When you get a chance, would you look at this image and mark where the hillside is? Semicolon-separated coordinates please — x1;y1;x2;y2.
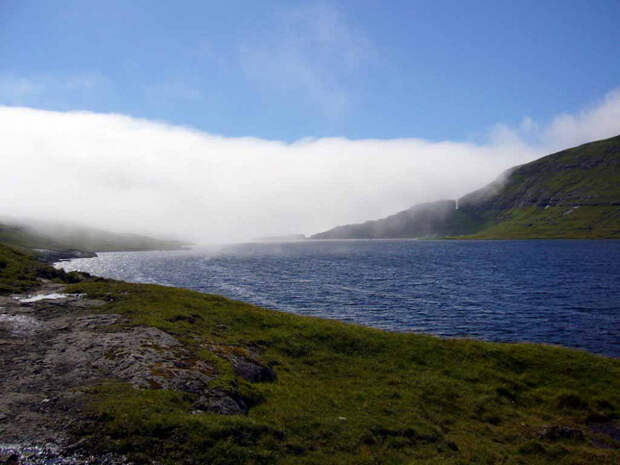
1;240;619;464
0;218;187;257
312;135;620;239
311;200;481;239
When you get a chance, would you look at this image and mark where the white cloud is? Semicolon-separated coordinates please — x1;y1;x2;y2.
543;89;620;150
489;88;620;153
0;73;107;105
0;76;43;103
0;88;619;243
239;4;373;119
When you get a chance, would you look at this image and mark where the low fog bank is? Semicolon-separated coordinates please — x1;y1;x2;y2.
1;89;619;243
0;214;187;251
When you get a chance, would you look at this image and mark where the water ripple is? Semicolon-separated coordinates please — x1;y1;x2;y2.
57;240;620;357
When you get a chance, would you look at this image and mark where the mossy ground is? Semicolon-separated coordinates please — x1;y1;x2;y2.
66;280;620;464
0;242;81;293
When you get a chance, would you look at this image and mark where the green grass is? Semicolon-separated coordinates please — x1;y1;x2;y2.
464;206;620;239
0;242;81;293
459;135;620;239
66;280;620;464
3;241;619;463
0;221;186;253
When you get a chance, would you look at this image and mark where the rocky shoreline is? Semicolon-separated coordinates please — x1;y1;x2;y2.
0;280;277;464
0;443;127;465
0;282;122;463
32;250;97;265
1;241;618;464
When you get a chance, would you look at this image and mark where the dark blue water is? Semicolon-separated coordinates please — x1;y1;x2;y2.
58;240;620;357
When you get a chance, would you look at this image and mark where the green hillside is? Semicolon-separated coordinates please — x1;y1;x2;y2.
312;135;620;239
0;219;187;254
311;200;482;239
0;242;82;293
461;135;620;238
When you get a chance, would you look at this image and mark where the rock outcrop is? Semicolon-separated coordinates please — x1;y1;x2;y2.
0;282;275;464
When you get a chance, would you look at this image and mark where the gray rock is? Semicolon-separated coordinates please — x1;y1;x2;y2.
1;281;275;461
193;390;248;415
538;425;585;441
232;357;277;383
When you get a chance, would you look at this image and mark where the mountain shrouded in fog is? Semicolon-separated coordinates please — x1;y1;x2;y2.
313;135;620;239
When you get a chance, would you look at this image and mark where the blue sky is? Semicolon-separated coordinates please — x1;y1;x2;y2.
2;1;620;240
1;0;619;142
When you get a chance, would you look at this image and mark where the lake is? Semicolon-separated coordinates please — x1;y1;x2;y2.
57;240;620;357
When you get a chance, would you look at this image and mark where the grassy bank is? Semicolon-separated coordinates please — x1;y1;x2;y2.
69;281;619;464
0;220;186;253
1;242;619;464
0;242;82;293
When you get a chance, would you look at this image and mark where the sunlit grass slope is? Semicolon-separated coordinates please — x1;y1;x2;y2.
461;135;620;239
464;205;620;239
68;280;620;465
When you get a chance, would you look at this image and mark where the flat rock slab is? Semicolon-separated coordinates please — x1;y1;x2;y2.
0;281;277;461
0;283;216;453
0;443;127;465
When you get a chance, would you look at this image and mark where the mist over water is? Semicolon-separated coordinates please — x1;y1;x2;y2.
59;240;620;357
2;88;620;243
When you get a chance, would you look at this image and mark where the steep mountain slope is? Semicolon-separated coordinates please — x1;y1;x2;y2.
312;200;482;239
312;135;620;239
460;134;620;238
